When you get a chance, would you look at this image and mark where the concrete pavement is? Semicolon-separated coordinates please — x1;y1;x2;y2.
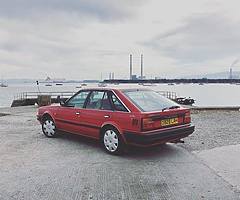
0;106;239;199
195;144;240;192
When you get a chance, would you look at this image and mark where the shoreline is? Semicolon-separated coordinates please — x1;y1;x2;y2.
190;106;240;111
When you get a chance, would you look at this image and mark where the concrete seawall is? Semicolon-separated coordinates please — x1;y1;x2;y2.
191;106;240;111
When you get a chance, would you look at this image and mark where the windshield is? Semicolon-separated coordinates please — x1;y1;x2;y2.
123;90;179;112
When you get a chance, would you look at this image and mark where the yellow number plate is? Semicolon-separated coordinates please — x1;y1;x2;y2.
161;118;178;127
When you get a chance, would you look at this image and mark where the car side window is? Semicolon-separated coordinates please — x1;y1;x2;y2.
101;92;113;111
109;92;128;112
86;91;105;109
66;91;90;108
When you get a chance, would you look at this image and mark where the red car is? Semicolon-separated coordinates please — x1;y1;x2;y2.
37;88;194;154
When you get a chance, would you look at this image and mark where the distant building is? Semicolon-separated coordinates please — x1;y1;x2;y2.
131;75;138;80
139;76;146;79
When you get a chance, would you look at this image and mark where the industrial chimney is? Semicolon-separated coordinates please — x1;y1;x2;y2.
140;54;143;79
130;54;133;80
229;68;233;79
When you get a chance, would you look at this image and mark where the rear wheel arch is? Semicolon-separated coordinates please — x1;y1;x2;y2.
100;124;126;141
100;124;123;137
100;124;119;136
100;124;126;154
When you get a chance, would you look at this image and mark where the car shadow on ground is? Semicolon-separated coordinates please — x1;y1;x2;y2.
124;145;181;159
56;131;100;147
51;131;182;160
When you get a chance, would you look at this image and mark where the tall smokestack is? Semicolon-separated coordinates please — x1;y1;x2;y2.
141;54;143;79
130;54;133;80
229;68;233;79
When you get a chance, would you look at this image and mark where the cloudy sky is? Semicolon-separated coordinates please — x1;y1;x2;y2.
1;0;240;80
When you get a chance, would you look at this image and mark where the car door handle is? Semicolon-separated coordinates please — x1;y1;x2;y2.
76;112;80;115
104;115;110;118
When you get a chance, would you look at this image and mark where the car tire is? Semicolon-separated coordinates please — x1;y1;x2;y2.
100;127;125;155
42;117;57;138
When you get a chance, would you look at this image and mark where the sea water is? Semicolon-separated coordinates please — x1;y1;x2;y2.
0;83;240;107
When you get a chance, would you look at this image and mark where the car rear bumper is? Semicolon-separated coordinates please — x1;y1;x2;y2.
123;125;195;146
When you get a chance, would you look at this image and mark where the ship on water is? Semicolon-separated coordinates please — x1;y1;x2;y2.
0;77;8;87
0;83;8;87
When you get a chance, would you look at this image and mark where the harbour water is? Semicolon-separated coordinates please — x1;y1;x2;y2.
0;83;240;108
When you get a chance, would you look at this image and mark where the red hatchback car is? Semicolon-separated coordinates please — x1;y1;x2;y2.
37;88;194;154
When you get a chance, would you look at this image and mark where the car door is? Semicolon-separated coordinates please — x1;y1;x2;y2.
78;90;114;138
108;91;133;132
55;90;90;134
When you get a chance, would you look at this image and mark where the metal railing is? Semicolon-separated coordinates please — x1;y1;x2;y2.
14;91;177;101
156;91;177;100
14;91;76;100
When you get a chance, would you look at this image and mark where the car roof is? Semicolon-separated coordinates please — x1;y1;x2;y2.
78;87;151;92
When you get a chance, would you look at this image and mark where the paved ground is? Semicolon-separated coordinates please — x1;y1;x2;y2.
196;144;240;192
178;110;240;151
0;106;240;200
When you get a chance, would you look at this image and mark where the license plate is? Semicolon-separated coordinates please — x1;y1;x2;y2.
161;118;178;127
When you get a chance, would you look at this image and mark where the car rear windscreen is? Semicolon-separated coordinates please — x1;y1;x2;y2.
123;90;179;112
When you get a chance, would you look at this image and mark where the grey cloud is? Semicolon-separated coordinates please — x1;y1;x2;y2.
0;19;129;79
0;0;142;21
143;13;240;64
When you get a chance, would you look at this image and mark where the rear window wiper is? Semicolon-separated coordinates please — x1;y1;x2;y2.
162;105;180;112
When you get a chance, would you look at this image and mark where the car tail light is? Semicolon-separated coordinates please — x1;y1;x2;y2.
184;111;191;124
142;118;161;131
142;118;154;131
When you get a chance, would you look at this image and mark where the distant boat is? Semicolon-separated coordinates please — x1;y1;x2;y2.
98;82;107;87
168;83;175;85
0;77;8;87
56;83;63;86
0;83;8;87
174;97;195;106
76;86;82;89
81;83;87;86
45;84;52;87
